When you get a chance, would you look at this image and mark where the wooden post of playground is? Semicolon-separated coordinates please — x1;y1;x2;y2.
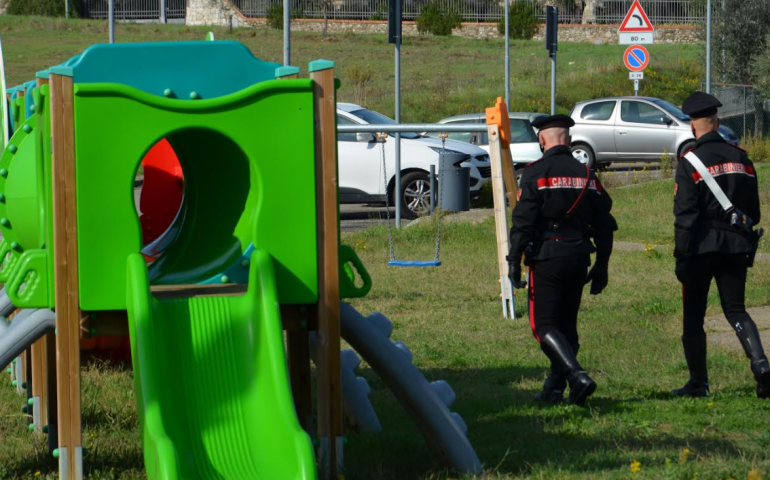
37;75;58;449
486;97;519;319
310;60;343;479
50;72;83;480
276;65;314;434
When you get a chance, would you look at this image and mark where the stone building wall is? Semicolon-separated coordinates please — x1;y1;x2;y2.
187;0;700;44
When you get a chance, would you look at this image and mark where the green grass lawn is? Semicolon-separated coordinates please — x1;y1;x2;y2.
0;15;703;122
3;165;770;479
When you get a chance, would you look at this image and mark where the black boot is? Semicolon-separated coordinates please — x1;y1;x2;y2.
534;368;567;404
534;344;578;404
734;321;770;399
540;332;595;405
672;334;709;398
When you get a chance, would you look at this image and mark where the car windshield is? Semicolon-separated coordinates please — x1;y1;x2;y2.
652;100;689;122
349;109;420;139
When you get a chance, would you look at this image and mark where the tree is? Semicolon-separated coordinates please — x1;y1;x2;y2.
752;36;770;96
708;0;770;135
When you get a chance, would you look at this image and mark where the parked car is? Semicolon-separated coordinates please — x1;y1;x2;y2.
428;112;547;166
569;96;740;169
337;103;491;219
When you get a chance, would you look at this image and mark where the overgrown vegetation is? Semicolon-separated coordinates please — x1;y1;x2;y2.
743;134;770;163
497;0;538;40
415;1;462;36
266;2;284;30
6;0;82;17
344;64;373;106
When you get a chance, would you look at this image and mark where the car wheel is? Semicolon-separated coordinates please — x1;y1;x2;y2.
570;144;596;170
399;171;432;220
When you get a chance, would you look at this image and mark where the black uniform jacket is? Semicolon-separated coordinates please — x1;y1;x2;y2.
674;131;761;256
510;145;617;265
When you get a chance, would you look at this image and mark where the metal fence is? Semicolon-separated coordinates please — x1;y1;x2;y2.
704;83;770;139
230;0;706;24
82;0;187;20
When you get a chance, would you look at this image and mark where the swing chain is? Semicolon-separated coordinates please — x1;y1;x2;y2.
378;133;396;262
434;133;448;262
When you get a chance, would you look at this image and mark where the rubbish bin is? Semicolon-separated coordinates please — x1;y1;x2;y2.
438;152;471;212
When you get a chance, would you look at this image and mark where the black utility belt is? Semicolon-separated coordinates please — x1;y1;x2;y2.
541;230;587;241
701;219;749;235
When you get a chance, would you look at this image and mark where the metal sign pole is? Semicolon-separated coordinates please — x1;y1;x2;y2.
504;0;510;107
551;53;556;114
160;0;166;23
634;79;639;96
283;0;291;66
395;32;402;229
705;0;711;93
108;0;115;43
65;0;69;18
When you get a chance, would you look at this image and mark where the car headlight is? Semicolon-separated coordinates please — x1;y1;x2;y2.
428;147;464;155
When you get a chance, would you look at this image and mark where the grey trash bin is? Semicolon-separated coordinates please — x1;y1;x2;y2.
438;152;471;212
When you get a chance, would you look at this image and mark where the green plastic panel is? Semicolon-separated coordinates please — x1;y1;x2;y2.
51;41;280;100
126;250;316;480
73;79;318;310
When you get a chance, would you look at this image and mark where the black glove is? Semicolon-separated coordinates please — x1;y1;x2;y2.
585;262;608;295
508;260;527;289
675;255;693;285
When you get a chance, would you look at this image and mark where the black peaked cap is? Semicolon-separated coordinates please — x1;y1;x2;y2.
531;114;575;131
682;91;722;119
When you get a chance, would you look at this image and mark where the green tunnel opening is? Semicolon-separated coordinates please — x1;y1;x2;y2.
140;128;252;286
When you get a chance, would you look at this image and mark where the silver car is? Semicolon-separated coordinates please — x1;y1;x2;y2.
569;96;739;169
429;112;547;166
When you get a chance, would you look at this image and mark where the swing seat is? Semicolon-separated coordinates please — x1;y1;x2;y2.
388;260;442;268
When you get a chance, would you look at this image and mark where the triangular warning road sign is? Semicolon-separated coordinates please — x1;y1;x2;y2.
618;0;654;33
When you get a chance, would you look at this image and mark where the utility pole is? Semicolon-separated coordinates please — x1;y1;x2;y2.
109;0;115;43
283;0;291;65
504;0;510;107
706;0;711;93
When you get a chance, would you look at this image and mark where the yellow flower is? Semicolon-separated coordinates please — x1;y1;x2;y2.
630;460;642;473
748;469;763;480
680;447;691;465
707;401;714;408
34;472;41;477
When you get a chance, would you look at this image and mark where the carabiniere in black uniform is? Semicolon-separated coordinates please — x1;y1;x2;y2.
508;114;617;405
673;91;769;398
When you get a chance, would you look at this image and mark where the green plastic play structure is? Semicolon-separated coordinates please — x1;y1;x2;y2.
0;40;362;479
0;36;489;479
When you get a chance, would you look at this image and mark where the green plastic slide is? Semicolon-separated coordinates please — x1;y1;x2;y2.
126;250;316;480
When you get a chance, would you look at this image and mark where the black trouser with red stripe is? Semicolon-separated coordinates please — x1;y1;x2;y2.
677;253;753;338
528;255;590;346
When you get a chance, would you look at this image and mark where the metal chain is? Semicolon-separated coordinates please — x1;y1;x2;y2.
434;134;446;262
379;133;396;262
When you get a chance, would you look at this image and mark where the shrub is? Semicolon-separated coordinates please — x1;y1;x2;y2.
416;1;462;36
742;134;770;163
266;2;283;30
497;0;538;40
7;0;82;17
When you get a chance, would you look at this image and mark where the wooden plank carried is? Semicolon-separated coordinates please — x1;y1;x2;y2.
50;72;82;479
310;61;342;479
486;98;518;319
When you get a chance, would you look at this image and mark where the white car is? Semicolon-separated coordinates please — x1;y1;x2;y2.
431;112;547;166
337;103;491;219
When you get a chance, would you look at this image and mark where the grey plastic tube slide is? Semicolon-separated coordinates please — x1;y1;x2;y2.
0;287;17;318
0;309;56;370
339;302;482;475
